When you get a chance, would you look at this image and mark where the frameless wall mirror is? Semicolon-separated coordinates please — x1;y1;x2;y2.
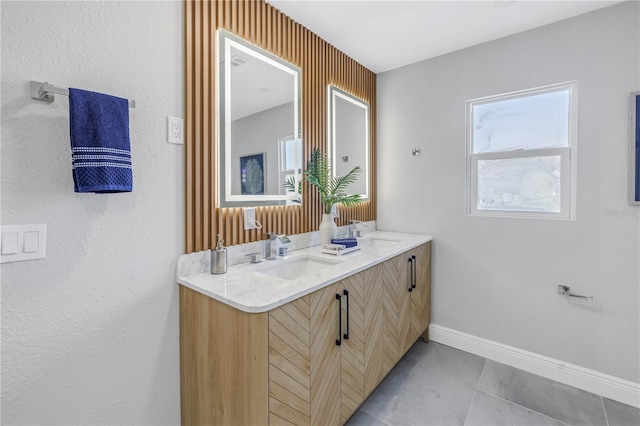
218;29;302;207
328;85;370;200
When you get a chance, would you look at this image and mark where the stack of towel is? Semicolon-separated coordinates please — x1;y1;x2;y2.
69;88;132;193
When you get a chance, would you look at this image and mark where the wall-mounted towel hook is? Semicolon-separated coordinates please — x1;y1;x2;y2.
557;285;593;301
30;81;136;108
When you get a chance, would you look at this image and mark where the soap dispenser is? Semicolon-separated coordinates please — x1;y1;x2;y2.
211;234;227;275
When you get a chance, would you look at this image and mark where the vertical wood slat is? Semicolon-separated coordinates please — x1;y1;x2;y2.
186;0;377;253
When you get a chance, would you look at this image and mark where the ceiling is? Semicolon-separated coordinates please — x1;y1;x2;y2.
266;0;622;74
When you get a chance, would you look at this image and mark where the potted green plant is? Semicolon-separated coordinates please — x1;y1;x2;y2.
286;148;362;244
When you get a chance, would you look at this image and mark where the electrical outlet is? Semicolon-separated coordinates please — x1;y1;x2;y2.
167;116;183;145
244;208;256;230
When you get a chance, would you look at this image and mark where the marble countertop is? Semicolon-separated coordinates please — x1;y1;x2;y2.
177;231;432;313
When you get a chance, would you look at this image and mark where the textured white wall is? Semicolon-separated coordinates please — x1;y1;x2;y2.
1;1;183;424
378;2;640;382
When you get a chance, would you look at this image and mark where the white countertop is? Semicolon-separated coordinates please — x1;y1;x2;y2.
177;231;432;313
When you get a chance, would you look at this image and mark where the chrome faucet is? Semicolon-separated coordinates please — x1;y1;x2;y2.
265;232;290;259
348;220;367;238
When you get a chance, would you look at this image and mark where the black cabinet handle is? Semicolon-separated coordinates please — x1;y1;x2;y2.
336;293;342;346
411;255;417;289
343;289;350;340
408;257;414;292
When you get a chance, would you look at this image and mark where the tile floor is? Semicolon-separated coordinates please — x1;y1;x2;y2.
346;341;640;426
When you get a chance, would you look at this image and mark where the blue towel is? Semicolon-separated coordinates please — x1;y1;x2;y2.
331;238;358;248
69;88;132;193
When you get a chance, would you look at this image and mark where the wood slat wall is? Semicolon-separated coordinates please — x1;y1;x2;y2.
185;0;377;252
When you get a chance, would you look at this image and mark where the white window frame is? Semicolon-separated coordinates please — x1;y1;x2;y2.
466;82;578;220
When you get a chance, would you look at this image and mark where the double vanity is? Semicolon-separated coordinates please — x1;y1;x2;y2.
178;230;432;425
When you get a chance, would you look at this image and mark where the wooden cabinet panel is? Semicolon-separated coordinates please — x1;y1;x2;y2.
382;243;432;368
399;251;414;356
269;296;312;425
309;282;343;426
412;242;431;340
339;263;385;422
363;263;385;397
382;254;402;376
340;273;365;423
268;282;344;426
180;286;269;426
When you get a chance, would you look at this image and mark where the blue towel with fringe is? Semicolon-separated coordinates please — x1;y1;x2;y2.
69;88;132;193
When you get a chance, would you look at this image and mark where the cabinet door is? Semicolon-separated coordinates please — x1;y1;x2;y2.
340;272;365;423
411;242;431;341
268;295;312;426
382;253;412;374
363;263;385;396
339;264;385;423
400;251;415;356
309;281;343;426
268;281;343;426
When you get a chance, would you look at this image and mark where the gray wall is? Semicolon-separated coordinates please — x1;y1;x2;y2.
1;2;183;423
377;2;639;382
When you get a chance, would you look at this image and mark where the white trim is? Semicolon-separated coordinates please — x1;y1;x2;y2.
429;324;640;408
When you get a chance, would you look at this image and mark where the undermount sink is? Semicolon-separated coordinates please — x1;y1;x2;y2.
358;237;401;248
257;255;342;281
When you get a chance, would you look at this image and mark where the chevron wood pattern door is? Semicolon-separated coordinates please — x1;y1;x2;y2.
381;253;406;375
268;296;312;425
268;282;343;426
381;256;397;377
400;252;415;356
338;264;385;424
310;282;343;426
411;242;432;341
339;273;365;423
363;263;385;397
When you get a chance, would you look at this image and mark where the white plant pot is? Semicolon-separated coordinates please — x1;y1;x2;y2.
319;213;337;246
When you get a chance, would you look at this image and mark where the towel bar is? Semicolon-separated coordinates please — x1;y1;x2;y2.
30;81;136;108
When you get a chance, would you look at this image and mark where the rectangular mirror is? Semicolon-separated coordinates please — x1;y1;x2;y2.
218;29;302;207
328;85;370;200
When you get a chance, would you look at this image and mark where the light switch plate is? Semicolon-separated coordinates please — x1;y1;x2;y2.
23;231;39;253
1;232;19;255
1;224;46;263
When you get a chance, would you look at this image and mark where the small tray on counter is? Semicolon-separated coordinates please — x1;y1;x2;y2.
320;243;361;256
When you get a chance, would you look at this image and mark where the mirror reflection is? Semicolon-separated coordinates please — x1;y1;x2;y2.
328;85;370;200
218;29;302;207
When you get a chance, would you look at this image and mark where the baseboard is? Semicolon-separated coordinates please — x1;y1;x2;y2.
429;324;640;408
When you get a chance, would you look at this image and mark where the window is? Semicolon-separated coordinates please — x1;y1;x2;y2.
466;82;577;219
278;135;302;204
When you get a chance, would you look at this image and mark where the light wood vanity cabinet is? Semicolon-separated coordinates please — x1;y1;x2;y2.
180;241;431;426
